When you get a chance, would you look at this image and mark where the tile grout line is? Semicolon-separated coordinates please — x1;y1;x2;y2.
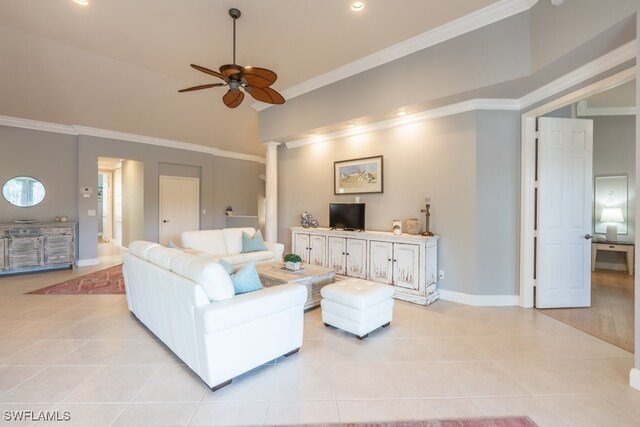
108;364;164;427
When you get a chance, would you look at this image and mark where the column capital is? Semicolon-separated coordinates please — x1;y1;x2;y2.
262;141;281;148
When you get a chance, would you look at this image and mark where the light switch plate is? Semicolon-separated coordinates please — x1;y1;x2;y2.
88;210;96;216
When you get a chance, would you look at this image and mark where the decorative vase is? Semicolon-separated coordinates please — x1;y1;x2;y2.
406;218;420;235
286;261;301;271
392;220;402;235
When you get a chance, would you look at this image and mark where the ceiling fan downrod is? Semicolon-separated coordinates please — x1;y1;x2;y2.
229;8;241;66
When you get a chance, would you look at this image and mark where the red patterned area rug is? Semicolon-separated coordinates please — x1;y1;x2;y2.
276;418;538;427
28;264;125;295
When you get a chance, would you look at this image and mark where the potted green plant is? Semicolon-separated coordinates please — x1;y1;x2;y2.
284;253;302;271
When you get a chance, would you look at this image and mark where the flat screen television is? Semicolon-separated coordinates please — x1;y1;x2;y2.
329;203;365;231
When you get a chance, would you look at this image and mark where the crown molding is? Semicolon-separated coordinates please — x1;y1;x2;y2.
0;115;77;135
285;99;521;149
576;100;636;117
519;40;636;109
253;0;539;111
0;116;265;163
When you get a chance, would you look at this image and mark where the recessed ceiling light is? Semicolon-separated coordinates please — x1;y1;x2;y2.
351;2;365;12
72;0;89;5
396;111;407;117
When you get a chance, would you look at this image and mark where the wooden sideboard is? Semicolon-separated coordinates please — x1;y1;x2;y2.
0;222;77;275
291;227;439;305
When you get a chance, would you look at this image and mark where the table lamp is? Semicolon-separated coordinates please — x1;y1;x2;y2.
600;207;623;241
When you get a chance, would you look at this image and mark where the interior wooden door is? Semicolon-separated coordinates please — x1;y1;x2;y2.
159;176;200;246
537;117;593;308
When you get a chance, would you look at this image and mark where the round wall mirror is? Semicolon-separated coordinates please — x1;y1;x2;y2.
2;176;46;208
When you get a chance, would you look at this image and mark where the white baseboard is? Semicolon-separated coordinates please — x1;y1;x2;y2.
77;258;99;267
631;368;640;391
438;289;519;306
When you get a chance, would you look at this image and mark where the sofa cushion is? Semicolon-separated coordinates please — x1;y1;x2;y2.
181;230;228;256
221;251;275;266
170;254;235;301
241;230;268;253
147;246;184;270
128;241;162;260
229;259;263;294
223;228;256;255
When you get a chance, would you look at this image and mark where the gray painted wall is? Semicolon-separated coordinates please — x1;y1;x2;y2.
212;157;261;229
0;126;262;263
475;111;521;296
592;115;636;270
0;127;78;223
278;111;520;297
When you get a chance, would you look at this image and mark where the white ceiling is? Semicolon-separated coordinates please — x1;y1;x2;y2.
0;0;506;155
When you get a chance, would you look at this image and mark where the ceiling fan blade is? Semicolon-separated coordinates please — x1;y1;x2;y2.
242;67;277;88
178;83;225;93
247;86;285;104
190;64;228;81
223;89;245;108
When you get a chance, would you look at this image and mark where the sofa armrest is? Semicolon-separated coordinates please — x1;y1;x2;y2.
265;241;284;261
196;284;307;334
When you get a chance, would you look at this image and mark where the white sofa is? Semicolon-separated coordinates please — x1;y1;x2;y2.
181;227;284;266
122;240;307;391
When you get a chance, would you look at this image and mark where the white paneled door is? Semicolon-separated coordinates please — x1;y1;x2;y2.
537;117;593;308
159;176;200;246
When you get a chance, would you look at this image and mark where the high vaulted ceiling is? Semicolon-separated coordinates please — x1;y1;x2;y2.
0;0;505;156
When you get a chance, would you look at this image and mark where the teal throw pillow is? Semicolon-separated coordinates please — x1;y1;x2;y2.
230;259;263;294
241;230;268;253
218;259;235;275
167;240;179;248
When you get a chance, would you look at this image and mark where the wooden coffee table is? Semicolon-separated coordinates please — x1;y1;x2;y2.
256;262;336;309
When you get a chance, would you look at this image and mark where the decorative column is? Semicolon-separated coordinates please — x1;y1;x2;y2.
264;141;280;243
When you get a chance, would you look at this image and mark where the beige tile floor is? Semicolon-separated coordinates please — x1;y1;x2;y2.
0;246;638;426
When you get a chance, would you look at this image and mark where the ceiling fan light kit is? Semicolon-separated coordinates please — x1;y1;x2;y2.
179;8;285;109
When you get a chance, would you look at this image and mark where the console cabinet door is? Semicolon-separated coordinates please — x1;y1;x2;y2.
327;237;346;274
346;238;367;278
308;235;326;266
9;236;44;269
0;238;5;270
369;240;393;284
393;243;420;290
45;227;74;265
294;233;310;263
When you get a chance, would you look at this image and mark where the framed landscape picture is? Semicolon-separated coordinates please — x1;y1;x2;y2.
334;155;383;195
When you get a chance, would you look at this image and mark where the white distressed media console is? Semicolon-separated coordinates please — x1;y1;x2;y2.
291;227;439;305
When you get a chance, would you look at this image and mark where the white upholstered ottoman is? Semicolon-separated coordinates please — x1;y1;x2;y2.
320;278;394;339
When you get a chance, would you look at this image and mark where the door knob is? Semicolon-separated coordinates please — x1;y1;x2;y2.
584;234;592;240
162;220;170;223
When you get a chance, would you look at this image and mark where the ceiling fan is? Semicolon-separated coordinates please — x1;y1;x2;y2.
179;8;285;109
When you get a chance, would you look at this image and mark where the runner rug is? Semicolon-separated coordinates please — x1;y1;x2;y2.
277;417;538;427
28;264;125;295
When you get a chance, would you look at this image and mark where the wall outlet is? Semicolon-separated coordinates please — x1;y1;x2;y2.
88;210;96;217
438;270;445;279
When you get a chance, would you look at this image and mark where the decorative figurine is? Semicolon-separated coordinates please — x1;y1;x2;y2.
421;196;434;236
301;211;312;228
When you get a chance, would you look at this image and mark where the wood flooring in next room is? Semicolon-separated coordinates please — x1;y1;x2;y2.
538;270;635;353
